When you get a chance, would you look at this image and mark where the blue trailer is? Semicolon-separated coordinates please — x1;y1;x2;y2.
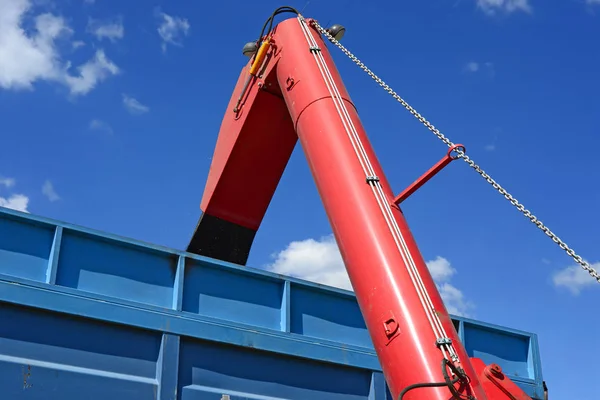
0;207;545;399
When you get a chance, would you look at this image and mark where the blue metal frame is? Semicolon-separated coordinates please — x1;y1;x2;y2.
0;207;545;399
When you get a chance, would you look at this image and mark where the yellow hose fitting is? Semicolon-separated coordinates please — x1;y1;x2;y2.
250;38;270;76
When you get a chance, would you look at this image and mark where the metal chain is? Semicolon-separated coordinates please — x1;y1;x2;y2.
311;20;600;284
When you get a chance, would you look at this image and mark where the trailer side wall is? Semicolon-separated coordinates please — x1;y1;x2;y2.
0;208;545;399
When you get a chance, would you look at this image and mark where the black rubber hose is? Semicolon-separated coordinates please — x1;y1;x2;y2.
256;6;300;47
398;359;467;400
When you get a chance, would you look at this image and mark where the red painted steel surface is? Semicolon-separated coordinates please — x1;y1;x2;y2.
200;59;297;230
199;13;532;400
393;144;466;205
471;358;534;400
272;18;485;400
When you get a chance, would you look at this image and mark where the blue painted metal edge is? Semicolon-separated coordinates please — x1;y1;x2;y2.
460;315;538;338
46;226;62;285
0;271;377;355
0;207;357;299
156;333;180;400
281;280;291;333
0;278;381;372
0;209;546;336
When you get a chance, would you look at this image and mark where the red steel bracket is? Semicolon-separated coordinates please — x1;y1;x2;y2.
393;144;466;206
470;358;533;400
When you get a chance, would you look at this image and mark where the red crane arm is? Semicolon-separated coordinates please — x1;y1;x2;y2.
186;49;297;265
188;11;532;400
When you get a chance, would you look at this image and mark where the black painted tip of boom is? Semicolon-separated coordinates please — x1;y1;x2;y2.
186;213;256;266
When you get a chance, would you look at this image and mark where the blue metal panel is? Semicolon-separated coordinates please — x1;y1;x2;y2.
56;229;178;308
461;318;545;398
464;321;533;379
0;214;54;282
0;207;545;399
290;283;371;349
0;278;382;372
0;302;159;399
179;338;374;399
183;259;284;331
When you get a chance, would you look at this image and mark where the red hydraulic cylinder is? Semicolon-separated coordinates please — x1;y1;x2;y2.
272;18;487;400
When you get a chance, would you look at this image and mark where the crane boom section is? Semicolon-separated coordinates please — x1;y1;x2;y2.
190;14;533;400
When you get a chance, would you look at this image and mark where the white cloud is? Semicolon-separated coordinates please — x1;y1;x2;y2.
465;62;479;72
438;283;472;316
265;236;474;316
266;235;352;290
586;0;600;4
424;256;474;316
427;255;457;282
476;0;532;15
87;17;124;42
0;194;29;212
0;2;71;90
553;263;600;295
122;94;149;114
0;174;29;212
157;11;190;53
63;49;119;95
89;118;113;134
464;61;495;76
42;180;60;202
484;144;496;151
0;177;15;188
0;0;119;95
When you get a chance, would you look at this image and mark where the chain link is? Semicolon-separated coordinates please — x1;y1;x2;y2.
311;20;600;284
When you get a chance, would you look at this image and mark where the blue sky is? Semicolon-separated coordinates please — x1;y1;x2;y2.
1;0;599;398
